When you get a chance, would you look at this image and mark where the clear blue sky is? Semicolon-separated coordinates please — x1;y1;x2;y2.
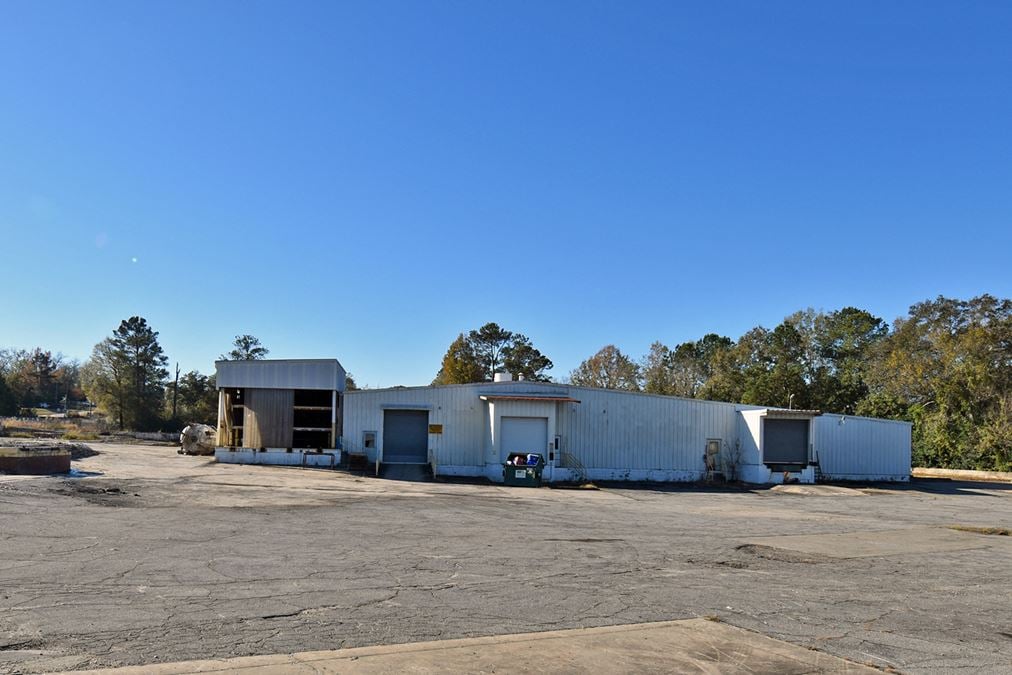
2;1;1010;387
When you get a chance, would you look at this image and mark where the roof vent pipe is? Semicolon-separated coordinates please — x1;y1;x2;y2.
516;373;525;381
493;372;512;382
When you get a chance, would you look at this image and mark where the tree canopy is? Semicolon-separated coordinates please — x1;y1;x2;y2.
5;295;1009;471
82;316;169;430
569;296;1012;471
644;334;733;398
220;335;269;361
570;345;640;391
173;370;218;425
0;347;81;411
433;323;553;384
0;374;16;416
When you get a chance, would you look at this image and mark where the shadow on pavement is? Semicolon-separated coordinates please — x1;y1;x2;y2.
378;464;433;482
888;477;1012;496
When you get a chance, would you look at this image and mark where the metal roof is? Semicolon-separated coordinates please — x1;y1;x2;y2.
758;408;823;418
215;359;346;391
478;394;581;403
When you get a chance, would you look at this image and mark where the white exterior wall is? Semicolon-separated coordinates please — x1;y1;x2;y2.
342;382;911;484
215;448;340;468
737;410;767;484
488;398;558;463
736;410;819;484
341;384;492;471
814;414;912;481
345;383;762;483
555;389;744;482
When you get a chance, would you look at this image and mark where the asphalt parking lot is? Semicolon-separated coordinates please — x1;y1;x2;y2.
1;442;1011;673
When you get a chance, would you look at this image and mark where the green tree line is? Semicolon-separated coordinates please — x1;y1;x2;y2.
1;323;273;431
568;295;1012;472
6;297;1010;470
0;347;82;417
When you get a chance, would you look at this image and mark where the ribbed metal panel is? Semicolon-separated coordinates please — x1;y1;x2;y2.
215;359;346;391
343;384;489;464
557;389;741;472
814;414;911;479
345;383;745;473
343;382;911;481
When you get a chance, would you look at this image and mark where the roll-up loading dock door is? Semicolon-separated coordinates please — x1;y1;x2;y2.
763;418;809;468
383;409;429;464
500;416;548;462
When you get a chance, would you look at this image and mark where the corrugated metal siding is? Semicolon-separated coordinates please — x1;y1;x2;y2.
489;399;558;463
345;382;749;474
814;415;911;478
343;385;489;465
216;359;346;391
557;389;741;472
344;382;910;481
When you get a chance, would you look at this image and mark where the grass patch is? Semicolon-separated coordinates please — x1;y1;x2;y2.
62;431;100;441
948;525;1011;536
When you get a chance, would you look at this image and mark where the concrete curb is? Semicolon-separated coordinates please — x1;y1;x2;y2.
68;619;879;674
913;467;1012;483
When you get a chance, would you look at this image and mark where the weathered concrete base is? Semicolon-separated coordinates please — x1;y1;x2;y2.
0;446;71;475
214;447;340;468
70;619;878;674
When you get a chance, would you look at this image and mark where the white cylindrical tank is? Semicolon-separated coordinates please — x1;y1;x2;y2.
493;372;513;382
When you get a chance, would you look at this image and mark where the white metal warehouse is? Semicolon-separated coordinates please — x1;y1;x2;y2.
341;376;911;485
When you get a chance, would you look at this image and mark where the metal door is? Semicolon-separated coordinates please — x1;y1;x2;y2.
763;418;809;465
383;409;429;464
500;417;548;461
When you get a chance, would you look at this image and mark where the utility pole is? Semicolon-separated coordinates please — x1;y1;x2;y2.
172;362;180;419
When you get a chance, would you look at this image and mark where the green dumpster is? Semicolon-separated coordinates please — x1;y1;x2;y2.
503;453;545;487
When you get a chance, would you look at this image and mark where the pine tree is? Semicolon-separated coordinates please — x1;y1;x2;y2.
82;317;169;430
221;335;269;360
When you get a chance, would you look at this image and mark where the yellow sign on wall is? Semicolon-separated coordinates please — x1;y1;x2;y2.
428;424;443;434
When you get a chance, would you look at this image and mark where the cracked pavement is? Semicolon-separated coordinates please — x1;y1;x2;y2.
1;442;1011;673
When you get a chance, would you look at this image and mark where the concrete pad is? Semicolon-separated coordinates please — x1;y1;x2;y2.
913;467;1012;483
70;619;877;674
379;463;432;482
745;526;1011;559
770;484;867;496
5;441;1012;672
